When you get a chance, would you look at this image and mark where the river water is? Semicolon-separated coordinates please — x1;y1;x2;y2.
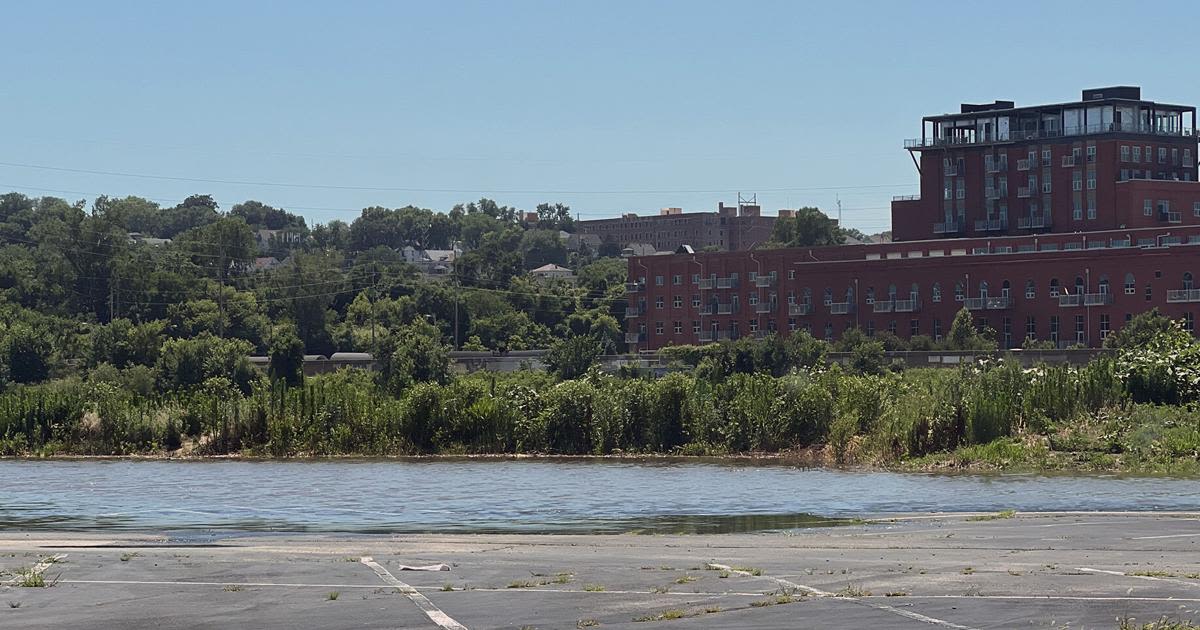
2;459;1197;534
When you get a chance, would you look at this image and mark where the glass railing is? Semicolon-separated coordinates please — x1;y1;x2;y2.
1167;288;1200;303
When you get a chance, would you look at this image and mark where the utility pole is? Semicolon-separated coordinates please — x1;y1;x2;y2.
370;271;377;348
454;273;461;349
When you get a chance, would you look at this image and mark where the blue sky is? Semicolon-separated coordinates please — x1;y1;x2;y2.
2;0;1197;234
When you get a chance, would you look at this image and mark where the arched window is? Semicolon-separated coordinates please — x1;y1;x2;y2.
802;287;812;303
1050;278;1061;297
1001;280;1011;298
845;285;855;301
1124;273;1135;295
1185;272;1195;290
1098;274;1110;294
1025;279;1036;299
887;283;897;299
932;282;942;303
979;280;990;298
865;286;876;304
910;283;919;299
954;281;964;301
1075;276;1085;294
823;287;833;306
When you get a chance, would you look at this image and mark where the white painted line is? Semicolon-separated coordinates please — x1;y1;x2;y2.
1078;567;1200;589
1;553;66;586
707;562;974;629
360;556;468;630
1130;533;1200;540
60;579;386;589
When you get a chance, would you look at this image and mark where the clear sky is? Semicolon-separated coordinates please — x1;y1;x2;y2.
2;0;1197;234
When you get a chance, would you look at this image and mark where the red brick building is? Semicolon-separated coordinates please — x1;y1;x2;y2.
625;87;1200;350
577;201;776;253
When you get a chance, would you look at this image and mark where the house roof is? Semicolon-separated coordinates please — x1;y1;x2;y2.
531;263;573;273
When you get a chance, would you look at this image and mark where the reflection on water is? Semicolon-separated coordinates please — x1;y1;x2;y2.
1;459;1197;534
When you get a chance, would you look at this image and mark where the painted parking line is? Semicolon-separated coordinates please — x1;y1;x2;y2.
360;557;468;630
1078;567;1200;590
707;562;975;630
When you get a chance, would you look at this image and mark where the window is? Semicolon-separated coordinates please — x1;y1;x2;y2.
748;293;758;306
932;283;942;303
673;321;682;335
1099;314;1110;340
655;297;664;309
1086;145;1097;163
1049;278;1060;297
910;319;920;336
672;274;681;285
1173;148;1180;166
1159;147;1168;163
823;287;833;306
1073;200;1083;221
933;318;942;341
1185;272;1194;290
954;281;964;302
1120;169;1128;181
999;176;1008;196
787;318;796;331
866;320;875;337
693;320;700;334
1145;146;1152;163
865;286;875;305
888;320;897;335
1087;197;1096;220
1072;170;1082;191
655;322;664;335
749;319;758;333
691;273;700;284
1075;315;1086;343
655;275;664;286
823;323;833;341
1144;199;1153;216
1120;145;1130;162
1194;201;1200;218
748;271;757;282
673;295;682;308
1026;316;1036;340
1042;149;1051;166
956;180;966;200
1146;284;1153;302
1025;279;1035;299
1086;172;1097;190
1125;273;1135;295
1050;315;1060;343
1043;180;1052;194
787;291;795;305
788;270;795;280
1187;313;1196;332
1133;146;1142;162
692;294;700;308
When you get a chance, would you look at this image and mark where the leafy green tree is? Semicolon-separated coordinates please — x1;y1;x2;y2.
545;334;604;380
267;323;305;386
520;229;568;270
850;340;887;375
155;334;257;393
765;207;845;248
88;319;164;368
945;307;995;351
378;321;450;393
2;323;51;383
1104;308;1174;349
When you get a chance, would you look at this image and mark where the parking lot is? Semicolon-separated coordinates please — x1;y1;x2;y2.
2;512;1199;629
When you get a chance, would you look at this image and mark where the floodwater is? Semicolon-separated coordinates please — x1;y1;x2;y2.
2;459;1197;534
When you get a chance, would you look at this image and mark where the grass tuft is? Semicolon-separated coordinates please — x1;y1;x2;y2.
327;591;339;601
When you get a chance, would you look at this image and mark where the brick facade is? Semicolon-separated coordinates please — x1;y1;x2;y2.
578;202;775;253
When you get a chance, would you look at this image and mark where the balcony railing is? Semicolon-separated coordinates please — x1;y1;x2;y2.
943;166;959;176
754;330;770;339
716;303;735;315
904;122;1197;149
754;302;776;314
624;307;642;319
974;218;1007;232
985;162;1000;174
1017;158;1031;171
829;302;855;315
892;194;920;202
964;297;986;310
986;296;1013;310
933;220;963;234
1161;211;1182;223
894;298;920;312
873;300;894;313
624;332;642;344
1061;155;1076;167
1168;288;1200;303
1018;216;1051;229
1017;186;1032;198
698;278;715;290
698;331;715;343
754;275;776;288
716;331;732;341
1084;292;1114;306
715;277;737;289
625;282;644;293
788;303;812;316
1058;294;1083;307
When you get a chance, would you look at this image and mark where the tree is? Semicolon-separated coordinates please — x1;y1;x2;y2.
2;323;51;383
267;323;305;386
378;321;449;393
1104;308;1174;349
765;207;845;248
155;334;257;393
545;334;604;380
88;319;164;368
520;229;568;270
945;307;995;351
850;340;887;375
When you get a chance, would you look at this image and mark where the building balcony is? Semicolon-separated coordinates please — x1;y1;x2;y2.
903;123;1197;150
964;297;986;311
788;303;812;316
986;296;1013;310
754;275;775;288
1058;294;1083;307
974;218;1007;232
872;300;894;313
829;302;855;315
984;188;1000;200
1018;216;1051;230
1062;155;1077;167
624;307;642;319
624;332;643;344
1168;288;1200;303
625;282;644;293
754;302;776;314
1017;158;1032;171
1085;292;1114;306
894;298;921;313
715;277;737;289
1017;186;1032;198
697;278;715;290
698;331;715;343
933;220;964;235
985;163;1000;174
1160;211;1182;223
716;303;735;315
701;305;716;316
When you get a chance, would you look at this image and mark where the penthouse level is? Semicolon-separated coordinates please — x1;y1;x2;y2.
624;225;1200;351
892;86;1200;241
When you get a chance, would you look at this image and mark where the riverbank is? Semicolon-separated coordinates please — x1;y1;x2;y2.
4;513;1199;629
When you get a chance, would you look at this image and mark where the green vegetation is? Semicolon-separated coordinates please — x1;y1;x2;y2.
966;510;1016;522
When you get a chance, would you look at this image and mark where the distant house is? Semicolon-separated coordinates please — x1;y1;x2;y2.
127;232;171;246
254;228;305;252
529;263;576;283
401;245;461;275
254;256;283;272
565;232;601;252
